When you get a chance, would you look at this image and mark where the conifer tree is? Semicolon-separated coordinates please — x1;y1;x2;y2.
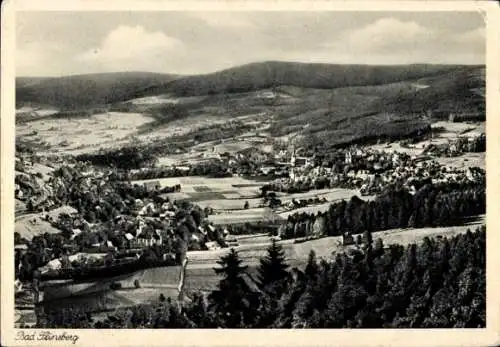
257;239;289;293
305;250;319;280
363;229;373;250
208;248;257;328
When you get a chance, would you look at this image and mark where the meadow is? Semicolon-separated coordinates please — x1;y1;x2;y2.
16;112;155;155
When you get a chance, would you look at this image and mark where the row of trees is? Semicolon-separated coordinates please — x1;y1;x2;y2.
76;146;158;170
40;226;486;328
279;183;485;240
109;160;233;181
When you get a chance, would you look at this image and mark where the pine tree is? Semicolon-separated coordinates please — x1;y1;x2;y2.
363;229;373;250
208;248;257;328
258;239;289;293
305;250;319;280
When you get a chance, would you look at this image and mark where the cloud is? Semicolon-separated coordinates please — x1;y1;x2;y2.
16;14;485;76
324;18;432;53
17;42;63;76
190;12;254;28
452;27;485;44
320;17;484;64
78;25;183;69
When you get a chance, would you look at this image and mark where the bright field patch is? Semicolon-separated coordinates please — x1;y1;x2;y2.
278;188;360;203
132;176;263;197
435;152;485;170
196;198;262;210
207;207;284;225
221;192;244;199
17;112;155;155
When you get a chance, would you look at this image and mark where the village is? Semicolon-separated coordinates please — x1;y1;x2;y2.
14;120;486;323
7;7;490;331
14;120;485;265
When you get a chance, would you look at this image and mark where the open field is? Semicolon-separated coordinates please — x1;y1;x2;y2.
15;205;78;240
207;208;284;225
15;214;61;241
435;152;485;170
137;177;365;207
277;188;361;203
195;198;263;210
277;189;377;217
16;107;59;119
278;202;333;218
367;121;485;156
15;199;26;214
16;112;155;155
128;94;207;106
132;176;262;195
136;114;234;140
42;287;181;314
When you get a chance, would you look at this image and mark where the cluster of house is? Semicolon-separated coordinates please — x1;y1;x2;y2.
132;198;239;248
14;154;107;213
423;133;486;157
282;197;329;211
42;192;238;258
15;163;56;212
266;146;485;196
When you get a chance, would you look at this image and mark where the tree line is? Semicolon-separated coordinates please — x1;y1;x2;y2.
39;226;485;328
278;182;485;240
109;160;232;181
76;146;158;170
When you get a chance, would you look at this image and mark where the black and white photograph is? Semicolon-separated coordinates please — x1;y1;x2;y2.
1;1;499;346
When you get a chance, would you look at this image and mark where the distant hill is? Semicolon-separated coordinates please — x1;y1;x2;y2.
121;61;479;100
16;72;180;109
16;77;53;89
16;62;484;111
15;61;486;156
15;62;485;150
379;67;485;116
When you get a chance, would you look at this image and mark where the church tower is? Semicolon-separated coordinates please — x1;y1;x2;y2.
290;145;297;180
290;145;296;167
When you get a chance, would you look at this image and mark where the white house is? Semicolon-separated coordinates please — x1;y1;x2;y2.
70;228;83;240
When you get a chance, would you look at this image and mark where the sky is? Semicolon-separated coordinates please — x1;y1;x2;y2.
16;11;485;77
